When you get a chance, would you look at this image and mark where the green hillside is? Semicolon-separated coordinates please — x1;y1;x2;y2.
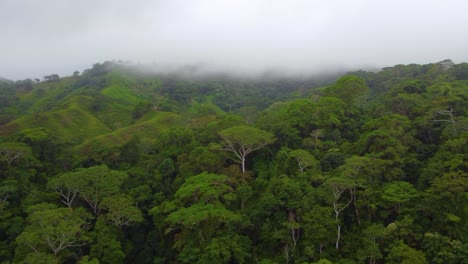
0;97;111;144
76;111;184;158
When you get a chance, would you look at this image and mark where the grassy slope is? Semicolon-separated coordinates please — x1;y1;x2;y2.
76;111;184;156
0;96;111;144
1;73;142;142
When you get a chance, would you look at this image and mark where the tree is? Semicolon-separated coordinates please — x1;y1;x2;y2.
260;175;306;262
43;74;60;82
48;165;127;214
155;127;197;157
16;204;91;260
289;149;318;174
386;240;427;264
422;232;465;264
219;125;276;173
22;252;59;264
335;156;365;225
100;195;143;227
197;233;251;264
151;173;247;263
325;176;355;250
255;102;302;147
0;179;17;212
312;97;346;130
188;147;224;174
286;99;316;136
77;165;127;214
18;127;60;166
381;181;419;215
0;79;16;109
323;75;369;111
47;172;81;208
357;224;386;264
0;142;31;168
451;62;468;80
89;219;126;264
302;206;335;259
422;171;468;239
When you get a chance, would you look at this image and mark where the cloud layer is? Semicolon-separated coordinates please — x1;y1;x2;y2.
2;0;468;80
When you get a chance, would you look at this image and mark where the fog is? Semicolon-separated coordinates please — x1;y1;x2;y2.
1;0;468;80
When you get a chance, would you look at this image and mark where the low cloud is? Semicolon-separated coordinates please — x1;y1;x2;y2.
1;0;468;80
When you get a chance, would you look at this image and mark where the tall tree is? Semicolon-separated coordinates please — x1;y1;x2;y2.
151;173;248;263
381;181;419;215
48;165;127;214
15;204;91;261
219;125;275;173
289;149;318;174
100;195;143;227
0;142;31;168
325;176;355;250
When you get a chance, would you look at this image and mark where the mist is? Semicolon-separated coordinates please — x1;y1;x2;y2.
1;0;468;80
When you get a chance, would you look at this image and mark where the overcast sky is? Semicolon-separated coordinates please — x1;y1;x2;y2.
1;0;468;80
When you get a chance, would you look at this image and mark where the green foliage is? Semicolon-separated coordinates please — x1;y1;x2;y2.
321;151;346;171
78;256;100;264
166;203;242;227
219;125;276;147
423;232;466;264
100;195;143;227
310;260;333;264
15;204;91;260
356;224;386;263
313;97;346;129
48;165;128;213
188;146;225;173
219;125;276;172
22;252;60;264
172;173;235;205
0;142;32;167
132;100;152;119
90;219;125;264
197;233;251;264
0;79;18;125
323;75;369;108
381;181;419;213
289;149;319;174
422;171;468;239
386;240;427;264
451;63;468;80
151;172;247;262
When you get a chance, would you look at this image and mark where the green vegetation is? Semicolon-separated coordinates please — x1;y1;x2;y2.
0;60;467;263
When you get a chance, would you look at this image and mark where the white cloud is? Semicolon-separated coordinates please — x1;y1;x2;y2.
1;0;468;79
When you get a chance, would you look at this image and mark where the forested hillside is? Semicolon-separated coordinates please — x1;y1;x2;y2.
0;60;467;264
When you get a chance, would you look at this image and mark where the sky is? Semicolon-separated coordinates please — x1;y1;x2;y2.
1;0;468;80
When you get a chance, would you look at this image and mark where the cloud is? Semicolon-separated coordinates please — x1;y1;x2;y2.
1;0;468;80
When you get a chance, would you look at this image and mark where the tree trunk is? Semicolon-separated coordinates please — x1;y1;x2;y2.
336;224;341;249
241;157;245;173
352;188;361;225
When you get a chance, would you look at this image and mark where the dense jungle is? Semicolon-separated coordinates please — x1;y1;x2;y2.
0;60;467;263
